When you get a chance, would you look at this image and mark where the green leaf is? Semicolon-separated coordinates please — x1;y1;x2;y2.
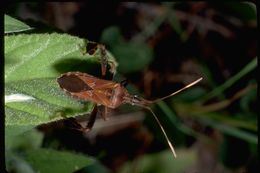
5;33;117;135
218;2;256;21
240;80;257;112
5;79;94;128
112;42;153;73
199;117;257;144
5;129;43;151
82;161;112;173
100;26;123;46
23;148;94;173
200;58;257;103
6;129;43;172
6;152;35;173
5;14;33;34
5;33;101;82
118;149;196;173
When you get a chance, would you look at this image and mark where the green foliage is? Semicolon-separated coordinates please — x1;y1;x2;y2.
7;148;94;173
240;80;257;112
4;14;116;172
118;149;196;173
5;129;43;151
5;33;93;82
100;26;123;46
5;14;33;33
82;161;112;173
6;129;94;173
5;18;116;134
23;149;94;173
200;58;257;103
4;33;97;134
5;78;94;136
217;2;256;21
112;42;153;73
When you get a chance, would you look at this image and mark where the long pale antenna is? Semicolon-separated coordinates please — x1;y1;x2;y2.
144;106;177;158
126;77;203;158
152;77;203;103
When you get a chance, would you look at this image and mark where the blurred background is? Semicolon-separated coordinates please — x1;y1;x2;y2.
5;2;257;173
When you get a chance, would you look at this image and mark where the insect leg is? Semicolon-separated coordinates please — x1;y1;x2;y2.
85;41;108;77
99;44;117;78
65;105;98;133
64;106;97;133
108;60;117;77
64;117;84;131
98;44;108;77
83;105;98;132
98;105;108;121
86;41;116;78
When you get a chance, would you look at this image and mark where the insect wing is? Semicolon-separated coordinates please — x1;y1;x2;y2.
57;72;118;107
76;73;120;106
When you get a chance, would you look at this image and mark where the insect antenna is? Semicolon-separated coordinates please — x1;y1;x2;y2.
143;106;177;158
126;77;203;158
151;77;203;103
127;78;203;107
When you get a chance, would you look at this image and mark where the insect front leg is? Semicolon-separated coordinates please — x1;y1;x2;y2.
86;41;116;77
98;44;116;78
99;44;108;77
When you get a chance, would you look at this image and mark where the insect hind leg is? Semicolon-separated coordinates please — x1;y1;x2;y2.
82;105;98;132
98;105;109;121
66;105;98;133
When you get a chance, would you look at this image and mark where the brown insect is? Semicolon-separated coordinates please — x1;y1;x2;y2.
57;43;202;158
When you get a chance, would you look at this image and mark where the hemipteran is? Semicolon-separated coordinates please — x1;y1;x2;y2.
57;42;202;158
